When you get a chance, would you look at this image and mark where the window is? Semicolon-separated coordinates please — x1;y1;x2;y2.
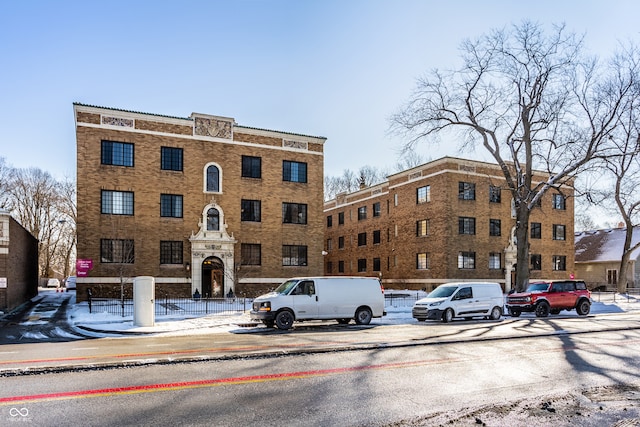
552;194;566;210
373;258;381;272
241;155;261;178
101;140;133;167
553;255;566;271
358;206;367;220
417;185;431;204
373;202;381;217
100;239;134;263
283;160;307;183
458;182;475;200
327;215;333;227
531;222;542;239
241;243;261;265
489;185;501;203
358;232;367;246
417;253;429;270
207;208;220;230
416;219;429;237
458;252;475;269
458;217;476;235
161;147;183;171
338;260;345;273
489;253;501;269
206;164;220;192
338;212;344;225
160;194;183;218
454;287;473;300
607;269;618;285
160;241;183;264
282;203;307;224
326;239;333;252
101;190;134;215
373;230;381;244
282;245;307;266
357;258;367;272
531;254;542;270
489;219;501;236
241;199;261;222
553;224;566;240
338;236;345;249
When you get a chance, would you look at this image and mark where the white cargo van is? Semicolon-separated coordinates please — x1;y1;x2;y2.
250;276;386;330
412;282;504;323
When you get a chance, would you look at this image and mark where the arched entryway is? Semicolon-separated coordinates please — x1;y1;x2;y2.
202;256;224;298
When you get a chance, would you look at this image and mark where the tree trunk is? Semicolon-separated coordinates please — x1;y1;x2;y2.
514;206;531;292
617;225;634;293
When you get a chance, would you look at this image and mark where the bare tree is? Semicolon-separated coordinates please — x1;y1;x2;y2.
0;157;11;210
600;49;640;292
391;21;638;291
5;167;62;277
324;166;386;201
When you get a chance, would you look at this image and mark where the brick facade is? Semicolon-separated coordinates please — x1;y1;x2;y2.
0;210;39;311
324;157;575;292
74;104;325;301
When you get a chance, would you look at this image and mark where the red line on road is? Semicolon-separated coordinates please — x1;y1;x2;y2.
0;359;437;404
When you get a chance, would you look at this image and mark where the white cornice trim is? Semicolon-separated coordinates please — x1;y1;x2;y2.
76;122;324;157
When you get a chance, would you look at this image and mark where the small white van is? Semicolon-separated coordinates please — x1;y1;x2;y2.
250;276;386;330
412;282;504;323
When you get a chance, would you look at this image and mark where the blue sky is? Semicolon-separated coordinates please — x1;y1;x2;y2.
1;0;639;181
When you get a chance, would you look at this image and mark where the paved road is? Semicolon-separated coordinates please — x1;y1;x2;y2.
0;292;92;344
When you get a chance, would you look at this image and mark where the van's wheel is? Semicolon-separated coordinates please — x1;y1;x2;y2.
337;318;351;324
489;306;502;320
535;301;550;318
354;307;372;325
442;308;454;323
262;320;274;328
275;310;294;330
576;299;591;316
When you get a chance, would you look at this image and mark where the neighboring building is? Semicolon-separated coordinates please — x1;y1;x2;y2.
0;209;39;312
323;157;575;292
74;104;325;301
575;226;640;289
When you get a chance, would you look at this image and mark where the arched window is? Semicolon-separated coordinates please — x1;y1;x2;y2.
206;165;220;192
207;208;220;231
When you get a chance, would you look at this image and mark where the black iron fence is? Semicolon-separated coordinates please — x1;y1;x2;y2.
87;291;424;317
88;294;250;317
590;288;640;303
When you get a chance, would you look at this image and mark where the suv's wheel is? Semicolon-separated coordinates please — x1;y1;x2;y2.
576;299;591;316
489;306;502;320
354;307;372;325
535;301;550;317
442;308;454;323
509;308;521;317
275;310;294;330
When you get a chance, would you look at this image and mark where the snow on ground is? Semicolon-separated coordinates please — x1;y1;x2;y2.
44;288;640;337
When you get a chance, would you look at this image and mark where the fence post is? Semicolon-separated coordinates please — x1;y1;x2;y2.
87;288;93;313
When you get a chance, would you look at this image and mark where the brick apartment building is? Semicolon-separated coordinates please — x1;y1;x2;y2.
74;103;325;301
323;157;575;292
0;209;39;311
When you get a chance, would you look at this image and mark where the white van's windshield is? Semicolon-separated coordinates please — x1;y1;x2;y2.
274;279;298;295
429;286;457;298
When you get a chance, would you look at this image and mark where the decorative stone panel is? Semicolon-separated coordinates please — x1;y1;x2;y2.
194;117;233;139
283;139;308;150
102;116;134;128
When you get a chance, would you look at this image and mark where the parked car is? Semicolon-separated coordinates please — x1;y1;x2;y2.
46;278;61;288
506;280;591;317
412;282;504;323
251;276;386;330
65;276;76;291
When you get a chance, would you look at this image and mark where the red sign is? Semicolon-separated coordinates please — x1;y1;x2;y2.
76;259;93;277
